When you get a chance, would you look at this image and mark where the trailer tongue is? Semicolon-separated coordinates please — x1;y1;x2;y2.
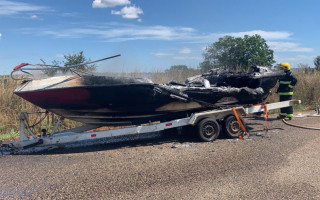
0;100;300;154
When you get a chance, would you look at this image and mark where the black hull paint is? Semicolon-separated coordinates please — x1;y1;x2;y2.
14;67;285;126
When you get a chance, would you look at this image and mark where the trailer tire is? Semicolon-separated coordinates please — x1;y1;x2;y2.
223;115;245;138
197;118;220;142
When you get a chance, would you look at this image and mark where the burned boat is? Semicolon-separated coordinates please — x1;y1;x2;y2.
11;56;285;126
184;66;284;104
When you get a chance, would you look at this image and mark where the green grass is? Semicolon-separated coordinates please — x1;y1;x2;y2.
0;128;20;141
294;103;308;111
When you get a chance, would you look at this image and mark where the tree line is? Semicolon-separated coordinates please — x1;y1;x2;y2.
165;34;320;73
42;35;320;75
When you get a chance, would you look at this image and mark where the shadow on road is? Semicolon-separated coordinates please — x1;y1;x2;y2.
29;130;199;155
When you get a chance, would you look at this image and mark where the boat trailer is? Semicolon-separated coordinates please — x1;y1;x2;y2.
0;100;300;154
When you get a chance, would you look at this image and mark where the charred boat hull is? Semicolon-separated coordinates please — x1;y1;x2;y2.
14;76;206;125
13;66;285;126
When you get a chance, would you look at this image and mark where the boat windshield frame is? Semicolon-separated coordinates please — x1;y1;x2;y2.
11;54;121;81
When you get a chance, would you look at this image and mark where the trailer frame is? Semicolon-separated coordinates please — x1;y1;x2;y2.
0;100;300;154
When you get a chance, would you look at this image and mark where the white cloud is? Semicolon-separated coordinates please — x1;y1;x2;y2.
151;52;173;57
92;0;130;8
93;1;143;21
152;51;200;61
30;14;38;19
61;12;80;17
223;30;292;40
275;54;315;62
18;26;283;44
179;48;192;54
0;0;49;15
20;24;312;55
173;56;202;61
268;41;313;52
0;33;2;39
274;54;316;67
30;14;43;20
111;5;143;19
55;54;65;58
22;24;195;41
17;26;273;43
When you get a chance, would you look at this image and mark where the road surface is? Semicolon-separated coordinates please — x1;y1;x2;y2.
1;115;320;199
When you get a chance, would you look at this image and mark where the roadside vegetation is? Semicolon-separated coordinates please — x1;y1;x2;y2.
1;36;320;141
0;75;82;141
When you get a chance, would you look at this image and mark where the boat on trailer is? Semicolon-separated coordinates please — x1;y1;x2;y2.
11;55;285;126
0;100;301;154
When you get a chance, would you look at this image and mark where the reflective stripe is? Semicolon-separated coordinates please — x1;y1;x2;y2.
280;113;294;117
278;92;293;95
280;81;291;84
288;84;293;88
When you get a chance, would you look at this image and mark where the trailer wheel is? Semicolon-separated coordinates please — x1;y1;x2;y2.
223;115;245;138
197;118;220;142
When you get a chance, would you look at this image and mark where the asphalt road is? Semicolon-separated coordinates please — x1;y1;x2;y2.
1;115;320;199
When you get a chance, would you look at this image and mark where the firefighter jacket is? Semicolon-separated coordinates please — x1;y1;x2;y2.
277;71;297;95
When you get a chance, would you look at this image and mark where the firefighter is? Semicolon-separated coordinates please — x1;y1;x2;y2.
276;63;298;120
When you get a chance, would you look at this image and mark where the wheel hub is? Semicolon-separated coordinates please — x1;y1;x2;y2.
203;124;216;137
230;120;240;133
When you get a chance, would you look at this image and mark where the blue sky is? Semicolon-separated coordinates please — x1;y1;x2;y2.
0;0;319;73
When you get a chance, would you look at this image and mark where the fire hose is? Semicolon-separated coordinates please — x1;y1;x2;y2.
282;115;320;130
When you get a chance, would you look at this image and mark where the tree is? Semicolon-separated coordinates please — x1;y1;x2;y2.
200;34;275;72
165;65;189;72
161;65;199;83
314;56;320;71
62;51;96;73
42;51;96;76
297;63;313;74
40;59;59;77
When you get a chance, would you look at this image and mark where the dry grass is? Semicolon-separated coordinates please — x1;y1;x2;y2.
265;70;320;109
151;69;200;84
0;70;318;139
0;76;37;134
0;75;81;140
294;71;320;106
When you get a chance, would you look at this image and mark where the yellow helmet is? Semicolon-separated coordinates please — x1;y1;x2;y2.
281;62;290;71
